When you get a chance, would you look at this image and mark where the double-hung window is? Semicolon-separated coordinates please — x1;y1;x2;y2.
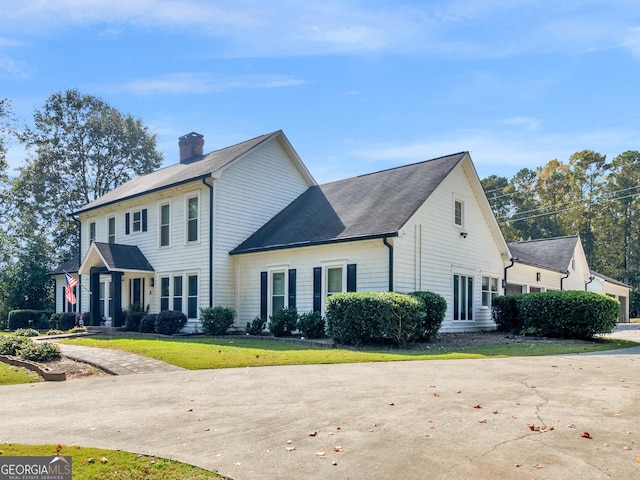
454;199;464;227
160;203;170;247
481;276;499;308
453;274;474;321
108;217;116;243
271;271;286;313
132;210;142;233
89;222;96;244
187;274;198;319
187;196;199;243
327;267;344;297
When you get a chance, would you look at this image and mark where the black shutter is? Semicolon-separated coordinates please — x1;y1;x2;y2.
125;212;130;235
347;264;357;292
142;209;148;232
260;271;268;319
313;267;322;312
288;269;296;308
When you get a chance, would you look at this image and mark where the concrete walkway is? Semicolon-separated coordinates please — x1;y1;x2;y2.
55;343;186;375
2;326;636;480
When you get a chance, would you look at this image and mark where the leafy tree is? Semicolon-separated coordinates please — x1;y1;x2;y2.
17;89;163;261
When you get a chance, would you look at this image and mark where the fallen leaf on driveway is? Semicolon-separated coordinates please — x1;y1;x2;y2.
474;404;482;409
533;463;544;469
333;446;343;452
286;447;295;452
580;432;592;439
315;452;326;457
309;431;318;437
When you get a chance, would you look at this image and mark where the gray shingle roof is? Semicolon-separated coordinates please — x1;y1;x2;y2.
73;131;279;214
508;236;579;273
231;152;467;254
92;242;154;271
590;270;631;288
49;257;80;275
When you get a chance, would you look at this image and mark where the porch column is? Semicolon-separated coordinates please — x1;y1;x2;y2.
89;268;102;326
111;271;124;327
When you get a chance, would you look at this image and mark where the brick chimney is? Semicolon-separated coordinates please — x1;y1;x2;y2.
179;132;205;163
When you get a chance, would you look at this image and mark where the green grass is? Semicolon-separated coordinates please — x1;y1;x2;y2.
0;444;225;479
0;362;40;384
60;336;640;370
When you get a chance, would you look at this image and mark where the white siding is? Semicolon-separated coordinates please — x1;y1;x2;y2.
212;139;311;308
234;240;388;328
394;159;506;332
507;263;564;292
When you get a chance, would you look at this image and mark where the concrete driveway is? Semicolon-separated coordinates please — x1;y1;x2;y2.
1;332;639;479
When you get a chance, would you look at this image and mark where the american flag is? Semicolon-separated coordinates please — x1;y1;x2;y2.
65;272;78;305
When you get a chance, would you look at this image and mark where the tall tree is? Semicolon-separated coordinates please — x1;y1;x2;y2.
18;89;163;261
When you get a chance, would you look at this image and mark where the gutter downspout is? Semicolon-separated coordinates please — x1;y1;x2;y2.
503;258;515;294
585;275;594;291
202;178;214;307
560;271;570;291
383;237;394;292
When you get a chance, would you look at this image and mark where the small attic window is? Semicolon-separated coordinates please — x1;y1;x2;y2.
454;199;464;227
571;258;576;271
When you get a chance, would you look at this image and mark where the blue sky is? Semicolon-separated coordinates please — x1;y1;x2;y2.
1;0;640;184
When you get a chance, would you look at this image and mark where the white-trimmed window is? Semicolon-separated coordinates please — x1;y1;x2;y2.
454;198;464;227
187;274;198;319
108;217;116;243
89;222;96;244
160;275;185;313
186;195;199;243
132;209;143;233
326;266;345;297
173;275;183;311
453;274;474;321
160;276;170;311
271;271;286;314
160;203;170;247
481;276;499;308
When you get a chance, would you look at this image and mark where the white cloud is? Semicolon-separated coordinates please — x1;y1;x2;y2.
97;72;306;95
0;53;31;79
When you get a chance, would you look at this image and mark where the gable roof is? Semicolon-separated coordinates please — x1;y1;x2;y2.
231;152;467;255
73;130;313;215
590;270;631;288
79;242;154;275
49;256;80;276
508;236;580;273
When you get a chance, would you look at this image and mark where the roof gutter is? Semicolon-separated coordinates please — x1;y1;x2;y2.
560;271;570;291
202;178;214;307
383;236;394;292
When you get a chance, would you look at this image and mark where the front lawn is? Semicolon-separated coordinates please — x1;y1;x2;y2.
0;444;225;480
0;362;40;384
59;336;639;370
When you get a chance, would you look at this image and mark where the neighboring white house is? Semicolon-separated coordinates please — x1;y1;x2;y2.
506;236;630;322
50;130;630;331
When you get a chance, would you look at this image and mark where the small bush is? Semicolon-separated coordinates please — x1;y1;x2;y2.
49;313;61;330
268;307;298;337
14;328;40;337
57;312;77;331
297;311;325;339
155;310;187;335
140;314;157;333
19;341;61;362
200;306;235;335
67;326;87;334
0;335;32;355
409;291;447;341
124;310;145;332
492;295;522;333
246;316;266;336
8;310;53;330
81;311;91;326
46;329;65;336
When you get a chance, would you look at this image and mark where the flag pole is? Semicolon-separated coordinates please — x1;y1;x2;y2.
63;270;92;295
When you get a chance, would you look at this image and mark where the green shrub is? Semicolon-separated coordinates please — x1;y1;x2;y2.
14;328;40;337
492;295;523;333
409;291;447;341
155;310;187;335
326;291;424;347
18;341;61;362
140;314;157;333
268;307;298;337
67;326;87;334
200;306;235;335
8;310;53;330
0;335;32;355
518;291;619;340
49;313;61;330
246;316;266;335
57;312;77;331
297;311;325;339
125;310;145;332
46;329;65;336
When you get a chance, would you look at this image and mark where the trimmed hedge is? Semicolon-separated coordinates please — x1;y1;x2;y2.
492;291;619;340
8;310;53;330
325;292;425;347
155;310;187;335
409;291;447;341
57;312;77;331
140;314;157;333
268;307;298;337
200;306;235;335
297;311;326;339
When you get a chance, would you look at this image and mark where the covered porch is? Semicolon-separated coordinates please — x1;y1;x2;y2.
79;242;155;327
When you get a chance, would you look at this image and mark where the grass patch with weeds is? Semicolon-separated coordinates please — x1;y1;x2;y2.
0;362;40;384
0;444;226;480
60;336;640;370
